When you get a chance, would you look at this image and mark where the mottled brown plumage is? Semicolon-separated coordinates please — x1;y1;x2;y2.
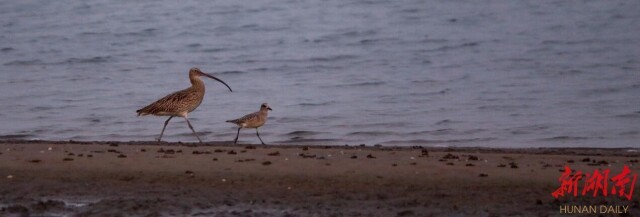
137;67;232;143
226;103;272;145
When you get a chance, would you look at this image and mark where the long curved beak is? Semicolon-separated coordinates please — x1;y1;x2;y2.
200;72;232;92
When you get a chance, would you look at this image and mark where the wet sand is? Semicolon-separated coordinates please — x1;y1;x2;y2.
0;140;638;216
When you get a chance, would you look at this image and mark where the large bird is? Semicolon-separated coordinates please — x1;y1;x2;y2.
137;67;232;143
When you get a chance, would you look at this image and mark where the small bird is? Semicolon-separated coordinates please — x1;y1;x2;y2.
226;103;272;145
137;67;232;143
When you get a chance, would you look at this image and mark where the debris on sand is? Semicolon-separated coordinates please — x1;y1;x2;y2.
185;170;195;177
299;153;316;158
262;161;272;166
227;150;237;155
267;151;280;156
420;149;429;157
28;159;41;163
509;162;519;169
63;158;74;161
468;155;479;161
479;173;488;177
442;153;459;160
366;154;376;159
587;160;609;166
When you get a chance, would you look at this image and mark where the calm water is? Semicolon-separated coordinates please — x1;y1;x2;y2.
0;0;638;147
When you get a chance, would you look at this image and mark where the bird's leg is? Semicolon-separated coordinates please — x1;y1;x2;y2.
158;116;173;142
184;117;203;143
234;128;241;144
256;128;265;145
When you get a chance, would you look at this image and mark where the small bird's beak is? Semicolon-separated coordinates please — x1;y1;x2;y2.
268;107;273;111
200;72;233;92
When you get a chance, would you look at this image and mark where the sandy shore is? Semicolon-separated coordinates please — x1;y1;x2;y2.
0;140;638;216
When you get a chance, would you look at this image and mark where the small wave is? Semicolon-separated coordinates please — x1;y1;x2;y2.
186;43;201;48
409;129;485;136
4;59;44;66
326;81;386;88
614;111;640;118
426;42;480;52
477;104;530;111
311;30;377;43
201;48;227;53
541;39;600;45
79;31;105;36
540;136;590;141
279;138;340;143
344;37;397;46
114;28;157;37
0;134;32;140
384;137;496;144
1;47;14;52
29;106;53;112
619;131;638;135
411;79;440;84
581;84;637;97
347;131;398;136
286;131;325;136
308;54;357;62
174;131;212;137
142;49;164;53
298;101;335;107
58;56;113;64
509;125;549;135
421;38;448;44
419;88;450;95
217;70;246;75
435;120;453;125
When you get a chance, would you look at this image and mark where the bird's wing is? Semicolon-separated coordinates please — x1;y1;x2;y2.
137;88;194;115
227;111;260;124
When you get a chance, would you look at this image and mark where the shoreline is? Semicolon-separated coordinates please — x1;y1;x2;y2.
2;139;638;155
1;140;638;216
